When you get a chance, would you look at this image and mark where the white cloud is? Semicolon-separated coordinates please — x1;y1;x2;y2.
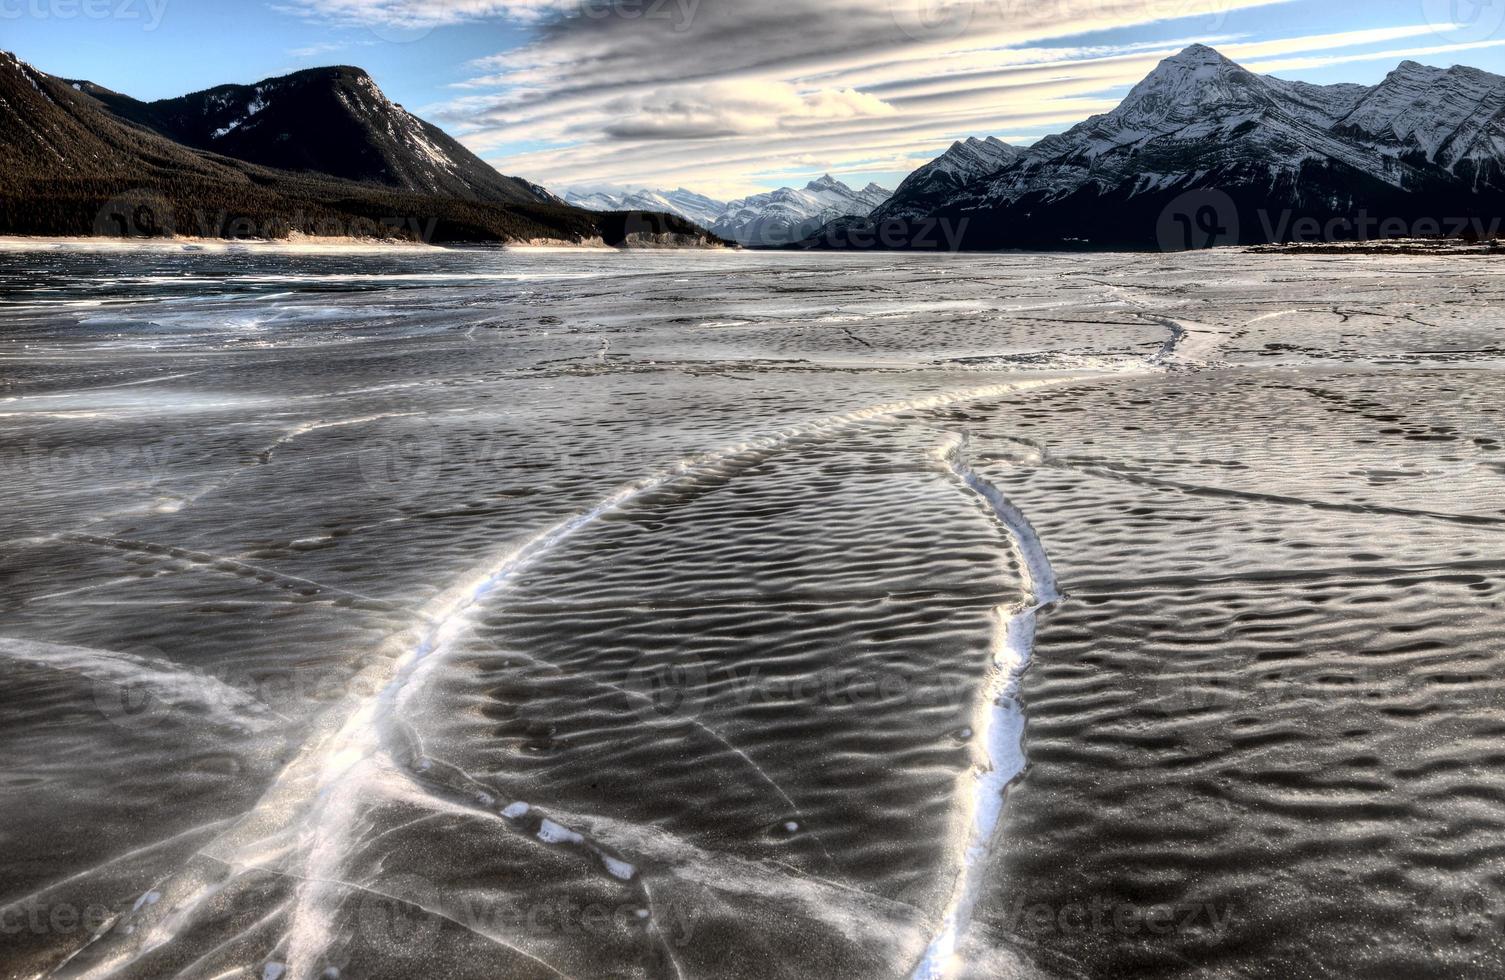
420;0;1301;193
288;39;374;58
597;81;894;139
279;0;1498;197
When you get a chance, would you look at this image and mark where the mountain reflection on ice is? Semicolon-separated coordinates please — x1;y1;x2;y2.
3;242;1504;980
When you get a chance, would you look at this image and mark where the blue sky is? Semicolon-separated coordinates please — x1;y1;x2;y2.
9;0;1505;198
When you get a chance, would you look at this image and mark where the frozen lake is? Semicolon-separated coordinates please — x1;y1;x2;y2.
3;242;1504;979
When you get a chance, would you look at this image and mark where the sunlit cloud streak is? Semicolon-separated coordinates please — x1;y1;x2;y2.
280;0;1498;195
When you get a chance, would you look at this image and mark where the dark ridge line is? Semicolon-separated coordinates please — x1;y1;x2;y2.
1065;558;1505;596
495;585;1017;614
61;532;407;610
1077;462;1505;529
985;438;1505;531
1143;314;1188;361
1011;317;1153;327
841;325;875;349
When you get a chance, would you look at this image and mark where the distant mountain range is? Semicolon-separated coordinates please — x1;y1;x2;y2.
565;176;890;246
563;188;726;229
0;51;719;246
17;42;1503;251
806;45;1505;250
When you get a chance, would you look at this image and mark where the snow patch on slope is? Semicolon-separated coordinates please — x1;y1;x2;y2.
711;175;891;245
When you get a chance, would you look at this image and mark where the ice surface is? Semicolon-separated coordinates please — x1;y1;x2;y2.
1;244;1502;979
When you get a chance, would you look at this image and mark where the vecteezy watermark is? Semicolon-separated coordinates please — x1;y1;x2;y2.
355;425;448;494
795;216;971;251
369;0;700;43
1157;189;1241;252
1423;0;1505;43
91;191;441;243
356;875;696;951
1157;191;1505;250
181;210;441;243
3;439;178;491
87;641;206;733
621;653;977;730
92;656;380;732
358;875;444;949
1150;652;1389;754
1422;881;1505;946
1150;661;1245;722
94;190;176;239
1003;896;1235;938
890;0;976;41
579;0;702;32
0;0;166;30
367;17;435;44
1257;210;1505;244
1138;0;1235;32
0;899;113;936
891;0;1232;42
354;426;638;501
624;653;712;728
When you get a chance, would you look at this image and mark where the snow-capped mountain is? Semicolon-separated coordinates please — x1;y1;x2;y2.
564;176;891;245
1332;61;1505;184
852;45;1505;248
957;44;1404;210
563;187;726;228
710;176;890;245
82;66;555;205
881;137;1020;221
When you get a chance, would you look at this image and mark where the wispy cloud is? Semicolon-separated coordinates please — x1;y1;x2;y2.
597;81;895;140
276;0;1496;195
289;39;371;58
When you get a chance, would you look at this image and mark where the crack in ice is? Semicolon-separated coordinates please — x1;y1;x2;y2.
910;433;1064;980
276;375;1091;977
56;375;1096;980
62;534;402;608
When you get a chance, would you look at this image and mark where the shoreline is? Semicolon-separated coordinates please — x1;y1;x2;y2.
4;234;1478;258
0;234;733;253
0;234;445;254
